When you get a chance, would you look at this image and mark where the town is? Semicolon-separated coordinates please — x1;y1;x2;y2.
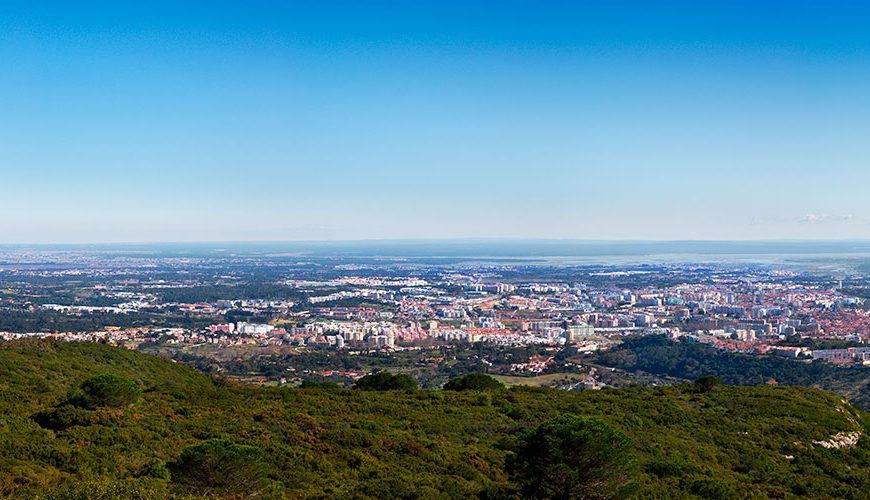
2;245;870;391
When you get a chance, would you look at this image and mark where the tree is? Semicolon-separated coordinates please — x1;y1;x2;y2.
171;439;268;492
354;371;418;391
694;375;722;393
74;374;141;409
140;459;171;480
510;415;635;499
32;404;98;430
443;373;504;392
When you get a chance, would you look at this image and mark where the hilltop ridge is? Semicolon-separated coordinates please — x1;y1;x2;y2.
0;339;868;498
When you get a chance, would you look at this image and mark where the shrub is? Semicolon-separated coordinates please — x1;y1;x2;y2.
32;404;98;430
140;459;171;481
46;477;170;499
170;439;268;493
694;375;723;393
354;371;418;391
443;373;504;392
510;415;635;499
74;374;141;409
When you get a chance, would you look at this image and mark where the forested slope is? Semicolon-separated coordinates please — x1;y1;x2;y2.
596;335;870;409
0;340;867;498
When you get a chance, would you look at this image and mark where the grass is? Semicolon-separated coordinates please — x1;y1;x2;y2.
492;372;587;387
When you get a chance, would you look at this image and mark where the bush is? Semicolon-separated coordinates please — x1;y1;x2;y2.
45;477;170;499
140;459;171;481
32;404;98;430
443;373;504;392
170;439;268;493
74;374;141;409
510;415;635;499
354;371;418;391
694;375;723;393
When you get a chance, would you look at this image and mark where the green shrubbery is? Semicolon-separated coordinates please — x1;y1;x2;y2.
32;373;141;430
694;375;722;393
73;374;141;409
510;415;635;499
32;403;99;431
171;439;270;493
2;340;869;498
443;373;505;392
596;335;870;408
139;459;171;481
354;371;418;391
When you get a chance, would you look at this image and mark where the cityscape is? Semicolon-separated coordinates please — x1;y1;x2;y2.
2;243;870;399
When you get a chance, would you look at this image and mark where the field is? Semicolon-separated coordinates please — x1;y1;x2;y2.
491;373;587;387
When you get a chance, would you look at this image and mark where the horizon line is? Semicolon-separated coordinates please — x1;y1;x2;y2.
4;237;870;247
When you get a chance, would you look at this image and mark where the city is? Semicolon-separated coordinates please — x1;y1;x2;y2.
1;244;869;400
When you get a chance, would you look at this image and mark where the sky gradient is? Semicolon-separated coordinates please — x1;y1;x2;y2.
2;1;869;243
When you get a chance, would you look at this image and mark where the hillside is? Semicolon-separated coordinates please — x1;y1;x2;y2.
596;335;870;409
0;340;868;498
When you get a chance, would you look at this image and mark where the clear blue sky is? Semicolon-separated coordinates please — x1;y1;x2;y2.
2;1;868;243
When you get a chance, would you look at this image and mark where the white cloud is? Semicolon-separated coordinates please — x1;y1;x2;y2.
797;214;853;224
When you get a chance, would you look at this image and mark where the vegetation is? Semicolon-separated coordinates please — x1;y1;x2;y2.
171;439;271;494
443;373;505;392
298;379;341;389
353;371;418;391
0;308;221;333
0;339;867;498
510;415;635;499
146;342;563;388
74;374;142;409
596;335;870;408
154;284;310;303
693;375;722;393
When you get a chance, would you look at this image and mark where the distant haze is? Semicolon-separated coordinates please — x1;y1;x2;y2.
5;239;870;262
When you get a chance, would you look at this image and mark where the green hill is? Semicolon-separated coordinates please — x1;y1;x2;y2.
0;339;868;499
596;335;870;409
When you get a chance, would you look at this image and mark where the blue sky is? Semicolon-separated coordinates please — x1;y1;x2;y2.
1;1;869;243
